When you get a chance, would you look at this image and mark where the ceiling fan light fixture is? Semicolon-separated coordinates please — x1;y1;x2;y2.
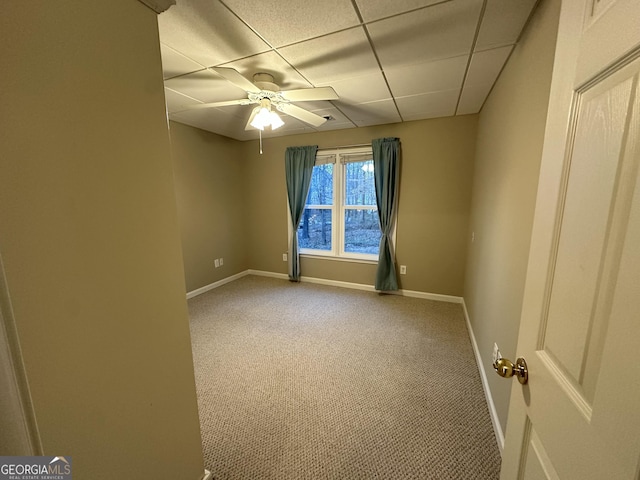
250;99;284;131
250;107;270;130
268;111;284;130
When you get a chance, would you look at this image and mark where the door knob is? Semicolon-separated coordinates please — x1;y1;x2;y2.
493;357;528;385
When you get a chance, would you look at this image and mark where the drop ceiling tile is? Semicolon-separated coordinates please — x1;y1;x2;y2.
456;45;513;115
160;44;204;79
456;83;492;115
475;0;537;51
402;110;454;122
321;73;391;105
368;0;483;68
456;45;512;114
464;45;513;86
273;103;356;130
268;116;312;135
215;103;255;120
309;106;353;123
157;0;270;67
308;106;356;130
385;55;468;97
395;89;459;120
355;0;445;22
171;109;247;140
164;69;247;103
222;0;360;47
339;99;401;127
314;121;356;132
164;87;202;114
278;27;379;84
292;101;338;112
222;51;312;91
316;122;356;132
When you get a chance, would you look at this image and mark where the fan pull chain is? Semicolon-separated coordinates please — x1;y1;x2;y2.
259;129;263;154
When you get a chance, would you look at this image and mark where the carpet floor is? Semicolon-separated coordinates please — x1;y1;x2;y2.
188;275;501;479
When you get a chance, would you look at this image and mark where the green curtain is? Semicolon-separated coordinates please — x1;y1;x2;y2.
372;137;400;291
285;145;318;281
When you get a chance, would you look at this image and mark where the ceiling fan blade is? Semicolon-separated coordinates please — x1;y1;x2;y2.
280;86;339;102
211;67;261;93
277;103;327;127
173;99;254;114
244;106;261;131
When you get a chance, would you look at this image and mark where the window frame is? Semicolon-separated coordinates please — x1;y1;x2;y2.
289;146;393;263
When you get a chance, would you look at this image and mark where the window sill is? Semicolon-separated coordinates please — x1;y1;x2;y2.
299;253;378;265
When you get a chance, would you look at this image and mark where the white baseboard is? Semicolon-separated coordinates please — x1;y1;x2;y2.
461;299;504;454
250;269;374;291
247;269;288;280
186;269;463;306
201;469;212;480
301;275;376;292
248;269;463;303
396;288;462;304
186;271;249;299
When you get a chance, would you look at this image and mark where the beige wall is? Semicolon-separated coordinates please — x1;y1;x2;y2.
172;116;477;296
0;1;204;479
244;115;478;296
170;121;249;292
463;0;561;436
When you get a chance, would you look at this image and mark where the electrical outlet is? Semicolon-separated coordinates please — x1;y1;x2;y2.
472;231;475;242
214;259;220;268
492;343;501;365
400;265;407;275
283;253;288;261
219;258;224;266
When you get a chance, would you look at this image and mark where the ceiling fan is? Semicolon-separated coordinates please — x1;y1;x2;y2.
180;67;339;131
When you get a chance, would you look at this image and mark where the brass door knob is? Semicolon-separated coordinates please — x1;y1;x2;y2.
493;357;528;385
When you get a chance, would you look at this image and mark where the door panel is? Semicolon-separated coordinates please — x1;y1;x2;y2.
521;422;560;480
500;0;640;477
543;66;636;406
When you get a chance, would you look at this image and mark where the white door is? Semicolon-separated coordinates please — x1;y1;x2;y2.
500;0;640;478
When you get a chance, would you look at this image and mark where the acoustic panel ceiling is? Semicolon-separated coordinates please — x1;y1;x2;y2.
158;0;538;141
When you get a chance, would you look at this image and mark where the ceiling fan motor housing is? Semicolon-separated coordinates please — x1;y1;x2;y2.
252;73;279;93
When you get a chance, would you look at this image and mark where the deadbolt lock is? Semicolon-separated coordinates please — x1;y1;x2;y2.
493;356;528;385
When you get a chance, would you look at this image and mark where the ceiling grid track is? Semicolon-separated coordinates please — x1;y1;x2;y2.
454;0;488;116
349;0;403;122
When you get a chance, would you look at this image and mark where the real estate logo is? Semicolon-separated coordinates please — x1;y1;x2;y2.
0;456;72;480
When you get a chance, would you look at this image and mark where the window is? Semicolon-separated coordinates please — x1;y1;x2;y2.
296;147;382;261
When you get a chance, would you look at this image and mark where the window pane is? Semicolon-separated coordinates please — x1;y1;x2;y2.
306;164;333;206
345;160;376;206
344;209;381;255
298;208;332;251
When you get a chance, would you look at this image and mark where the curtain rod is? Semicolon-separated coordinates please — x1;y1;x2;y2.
317;143;371;152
